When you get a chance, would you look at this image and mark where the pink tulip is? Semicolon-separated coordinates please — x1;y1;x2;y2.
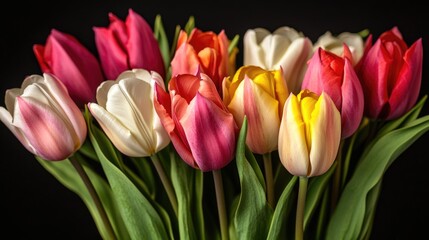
170;28;230;94
357;26;423;120
94;8;165;80
33;29;104;107
0;73;87;161
302;45;364;138
154;72;238;171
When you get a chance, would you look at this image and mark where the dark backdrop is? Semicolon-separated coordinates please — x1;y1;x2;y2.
1;1;428;239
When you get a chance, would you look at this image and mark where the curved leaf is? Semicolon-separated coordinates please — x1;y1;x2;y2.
234;117;273;239
326;115;429;240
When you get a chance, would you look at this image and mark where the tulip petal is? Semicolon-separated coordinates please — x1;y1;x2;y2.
388;39;423;119
340;59;364;138
181;93;236;171
308;93;341;177
14;97;76;161
88;103;150;156
126;9;165;77
278;94;310;176
244;77;280;154
171;44;201;77
0;107;35;155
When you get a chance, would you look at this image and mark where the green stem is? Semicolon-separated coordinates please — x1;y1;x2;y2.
213;170;229;240
69;156;116;240
263;152;275;207
330;140;344;212
150;153;178;217
295;176;308;240
341;133;357;187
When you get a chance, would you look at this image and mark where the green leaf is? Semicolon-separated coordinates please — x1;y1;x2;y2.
184;15;195;35
228;34;240;55
91;130;171;240
170;149;201;240
358;179;382;240
304;160;337;230
154;14;171;79
234;117;273;239
37;155;130;240
326;115;429;240
266;176;297;240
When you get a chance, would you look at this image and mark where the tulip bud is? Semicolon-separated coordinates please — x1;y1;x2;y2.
88;69;170;157
243;27;313;94
223;65;289;154
302;46;364;138
154;72;238;171
33;29;104;107
278;90;341;177
0;73;87;161
94;9;165;80
357;27;423;120
170;28;231;94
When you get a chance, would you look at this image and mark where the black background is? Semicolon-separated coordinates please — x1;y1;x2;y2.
1;1;428;239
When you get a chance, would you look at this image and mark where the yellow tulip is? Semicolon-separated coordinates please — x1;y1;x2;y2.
278;89;341;177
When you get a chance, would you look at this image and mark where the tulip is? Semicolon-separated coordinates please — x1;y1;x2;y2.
0;73;87;161
154;72;238;171
33;29;104;107
278;89;341;177
243;27;313;94
223;65;289;154
357;27;423;120
94;9;165;80
170;28;231;94
301;46;364;138
88;69;170;157
313;31;365;66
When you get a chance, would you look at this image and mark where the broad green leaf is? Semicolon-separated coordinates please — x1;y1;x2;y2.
234;117;273;239
266;176;297;240
358;179;382;240
326;115;429;240
304;161;337;230
170;149;200;240
154;14;171;78
37;155;130;240
91;131;171;240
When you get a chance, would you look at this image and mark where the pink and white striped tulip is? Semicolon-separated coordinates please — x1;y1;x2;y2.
0;73;87;161
154;72;238;171
278;90;341;177
33;29;104;107
88;69;170;157
243;27;313;94
301;46;364;138
94;9;165;80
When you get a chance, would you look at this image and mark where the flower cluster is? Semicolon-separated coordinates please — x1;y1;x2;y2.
1;8;427;240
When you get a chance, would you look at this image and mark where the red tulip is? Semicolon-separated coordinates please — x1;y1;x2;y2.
302;45;364;138
33;29;104;107
94;9;165;80
154;72;238;171
357;27;423;120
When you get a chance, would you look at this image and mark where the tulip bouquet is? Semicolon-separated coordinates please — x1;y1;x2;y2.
1;8;427;240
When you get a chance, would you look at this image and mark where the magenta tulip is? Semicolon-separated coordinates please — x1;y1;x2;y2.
154;72;238;171
302;45;364;138
357;27;423;120
94;9;165;80
33;29;104;107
